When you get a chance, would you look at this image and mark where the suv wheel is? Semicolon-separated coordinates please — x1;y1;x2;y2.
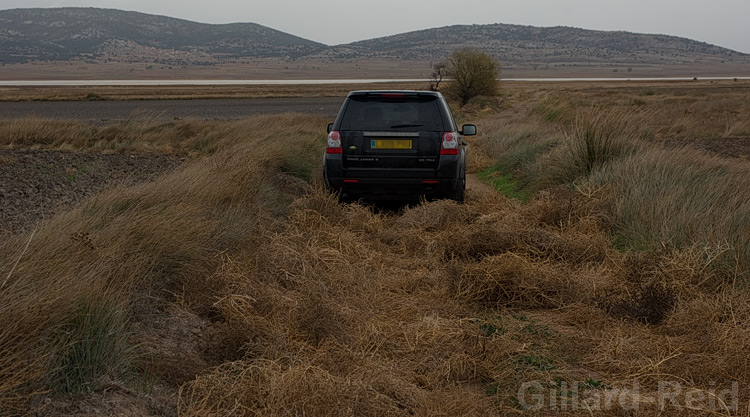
450;179;465;203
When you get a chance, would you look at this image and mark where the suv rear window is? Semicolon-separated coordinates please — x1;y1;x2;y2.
339;96;445;132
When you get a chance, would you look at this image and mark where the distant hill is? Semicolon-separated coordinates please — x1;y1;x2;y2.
0;7;746;73
319;24;745;65
0;7;326;63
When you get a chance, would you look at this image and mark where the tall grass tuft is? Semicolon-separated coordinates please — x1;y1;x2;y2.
586;145;750;278
53;296;131;393
476;120;559;193
533;107;645;186
532;97;575;124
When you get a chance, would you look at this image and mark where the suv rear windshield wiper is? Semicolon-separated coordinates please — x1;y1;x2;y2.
390;124;424;128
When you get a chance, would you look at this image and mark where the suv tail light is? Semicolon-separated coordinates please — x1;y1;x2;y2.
326;130;343;154
440;132;459;155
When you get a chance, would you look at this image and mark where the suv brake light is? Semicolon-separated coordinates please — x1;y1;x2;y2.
326;130;343;154
440;132;459;155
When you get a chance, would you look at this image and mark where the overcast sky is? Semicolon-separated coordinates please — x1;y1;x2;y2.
1;0;749;53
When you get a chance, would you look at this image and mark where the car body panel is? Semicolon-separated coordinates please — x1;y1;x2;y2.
324;90;473;201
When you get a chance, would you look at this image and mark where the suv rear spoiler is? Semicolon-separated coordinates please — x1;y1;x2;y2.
348;91;439;98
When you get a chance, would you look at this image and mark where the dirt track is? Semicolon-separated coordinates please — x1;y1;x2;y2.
0;97;344;122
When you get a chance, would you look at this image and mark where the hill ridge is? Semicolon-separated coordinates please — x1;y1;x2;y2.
321;22;744;63
0;7;326;63
0;7;746;75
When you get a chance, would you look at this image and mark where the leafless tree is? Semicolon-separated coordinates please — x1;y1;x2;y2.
429;62;447;91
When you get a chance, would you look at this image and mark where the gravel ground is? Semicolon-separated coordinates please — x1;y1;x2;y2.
0;97;344;122
0;149;181;234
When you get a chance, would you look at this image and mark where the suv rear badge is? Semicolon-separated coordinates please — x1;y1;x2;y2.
349;145;358;151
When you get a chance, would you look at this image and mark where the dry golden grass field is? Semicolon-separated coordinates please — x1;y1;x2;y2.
1;80;750;416
1;57;748;81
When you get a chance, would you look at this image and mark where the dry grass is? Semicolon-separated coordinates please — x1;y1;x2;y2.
174;190;616;416
0;114;322;414
0;116;231;155
480;81;750;282
531;107;646;186
2;81;750;415
0;144;617;415
529;80;750;140
587;145;750;275
173;185;749;416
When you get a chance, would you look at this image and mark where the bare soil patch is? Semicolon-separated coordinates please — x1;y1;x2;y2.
466;173;495;200
0;149;181;234
668;136;750;160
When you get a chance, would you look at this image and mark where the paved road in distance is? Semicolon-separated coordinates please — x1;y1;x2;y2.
0;97;345;122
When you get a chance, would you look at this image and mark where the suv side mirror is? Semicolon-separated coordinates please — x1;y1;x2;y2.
460;124;477;136
327;123;334;134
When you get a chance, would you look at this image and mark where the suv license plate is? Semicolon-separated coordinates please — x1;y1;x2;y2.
371;139;412;150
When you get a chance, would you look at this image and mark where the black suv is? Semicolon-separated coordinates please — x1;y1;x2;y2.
323;91;476;202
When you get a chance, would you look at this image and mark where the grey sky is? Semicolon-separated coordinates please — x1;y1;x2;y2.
1;0;749;53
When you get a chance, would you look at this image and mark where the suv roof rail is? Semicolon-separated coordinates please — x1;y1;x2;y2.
347;90;441;97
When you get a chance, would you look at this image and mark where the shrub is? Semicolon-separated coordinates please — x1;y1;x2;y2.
444;49;500;106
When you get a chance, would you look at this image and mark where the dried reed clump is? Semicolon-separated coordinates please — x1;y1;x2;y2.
289;187;348;222
178;360;404;417
517;226;609;265
296;293;350;347
582;323;683;386
393;198;478;231
288;189;388;239
579;308;750;412
593;245;735;327
250;212;368;291
441;222;518;260
618;247;728;295
601;282;677;325
386;190;611;267
662;291;750;387
456;253;569;309
130;303;209;386
532;107;644;187
170;190;522;415
522;185;613;229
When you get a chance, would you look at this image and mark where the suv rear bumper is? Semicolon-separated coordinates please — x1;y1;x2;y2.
324;154;463;199
328;177;461;199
